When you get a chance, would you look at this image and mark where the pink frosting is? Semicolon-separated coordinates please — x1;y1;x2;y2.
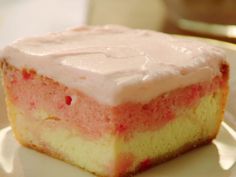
0;25;227;105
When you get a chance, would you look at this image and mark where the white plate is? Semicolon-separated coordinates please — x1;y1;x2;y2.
0;37;236;177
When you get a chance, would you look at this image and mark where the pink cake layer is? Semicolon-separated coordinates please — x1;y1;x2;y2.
3;62;228;140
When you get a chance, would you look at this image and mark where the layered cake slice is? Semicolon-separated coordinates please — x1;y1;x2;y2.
0;25;229;177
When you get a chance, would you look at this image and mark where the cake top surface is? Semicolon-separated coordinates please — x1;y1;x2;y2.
0;25;226;105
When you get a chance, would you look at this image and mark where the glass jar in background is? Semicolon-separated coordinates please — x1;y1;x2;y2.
163;0;236;43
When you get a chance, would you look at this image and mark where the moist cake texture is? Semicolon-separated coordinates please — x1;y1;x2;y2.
0;25;229;177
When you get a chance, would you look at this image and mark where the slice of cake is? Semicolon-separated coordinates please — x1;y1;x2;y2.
0;25;229;177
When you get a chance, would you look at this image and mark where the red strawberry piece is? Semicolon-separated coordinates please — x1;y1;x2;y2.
65;96;72;105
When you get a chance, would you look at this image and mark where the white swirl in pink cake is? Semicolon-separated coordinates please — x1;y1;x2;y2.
0;25;227;105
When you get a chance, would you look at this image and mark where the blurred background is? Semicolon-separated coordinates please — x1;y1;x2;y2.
0;0;236;48
1;0;236;128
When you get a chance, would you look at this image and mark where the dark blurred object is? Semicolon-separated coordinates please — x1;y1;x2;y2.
163;0;236;43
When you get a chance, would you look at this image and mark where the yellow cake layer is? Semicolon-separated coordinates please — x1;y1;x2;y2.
116;89;223;172
6;89;224;177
